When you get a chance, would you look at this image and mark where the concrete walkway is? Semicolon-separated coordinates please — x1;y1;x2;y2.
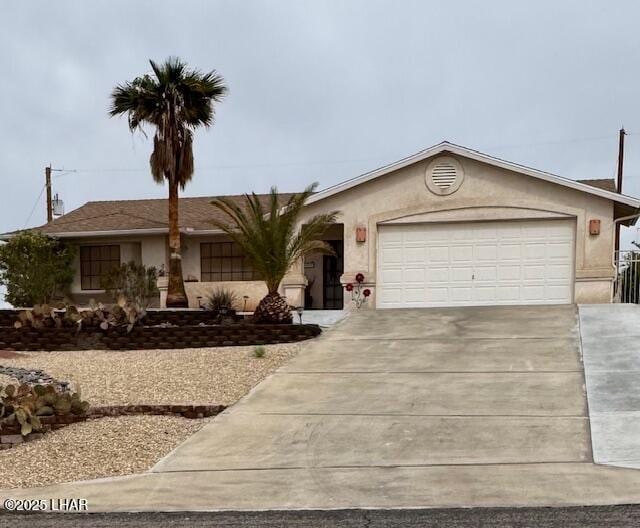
6;305;640;511
579;304;640;469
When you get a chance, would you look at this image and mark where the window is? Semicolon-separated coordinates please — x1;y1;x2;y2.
201;242;259;282
80;245;120;290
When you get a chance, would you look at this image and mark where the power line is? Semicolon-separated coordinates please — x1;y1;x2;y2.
485;134;615;151
23;184;47;229
70;156;392;174
37;133;640;179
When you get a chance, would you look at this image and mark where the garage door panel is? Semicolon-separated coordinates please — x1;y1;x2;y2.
426;288;449;302
498;265;521;280
549;264;571;279
381;248;403;264
474;266;497;281
428;246;450;262
522;285;546;300
475;245;498;261
381;268;403;283
449;246;472;261
498;244;521;260
548;242;573;259
378;287;403;305
405;288;426;303
404;268;425;282
378;219;574;308
524;243;546;259
547;284;572;300
473;286;497;301
428;267;449;282
450;287;473;302
496;286;521;301
524;265;546;280
405;247;426;263
451;267;473;281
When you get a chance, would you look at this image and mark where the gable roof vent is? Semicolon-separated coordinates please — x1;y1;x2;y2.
425;156;464;195
431;162;458;189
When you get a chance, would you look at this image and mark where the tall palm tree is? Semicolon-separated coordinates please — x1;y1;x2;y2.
109;57;227;307
211;184;338;323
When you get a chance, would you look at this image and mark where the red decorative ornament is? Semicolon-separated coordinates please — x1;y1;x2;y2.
347;275;370;309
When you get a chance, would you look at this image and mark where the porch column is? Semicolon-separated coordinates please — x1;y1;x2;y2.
281;257;307;308
157;276;169;308
340;217;375;309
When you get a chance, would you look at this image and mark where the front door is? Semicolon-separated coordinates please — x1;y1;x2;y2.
323;240;344;309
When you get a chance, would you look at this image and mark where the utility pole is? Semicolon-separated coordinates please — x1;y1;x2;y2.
614;129;626;254
617;128;626;194
45;165;53;223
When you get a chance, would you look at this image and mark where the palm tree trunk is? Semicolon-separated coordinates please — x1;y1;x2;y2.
166;179;189;308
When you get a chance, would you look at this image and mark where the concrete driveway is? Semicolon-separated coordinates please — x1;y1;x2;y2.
580;304;640;469
6;305;640;511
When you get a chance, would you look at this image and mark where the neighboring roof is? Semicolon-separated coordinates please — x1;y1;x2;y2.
15;194;294;238
577;178;617;193
307;141;640;209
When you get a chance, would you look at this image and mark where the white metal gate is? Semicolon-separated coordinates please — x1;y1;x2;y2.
613;250;640;303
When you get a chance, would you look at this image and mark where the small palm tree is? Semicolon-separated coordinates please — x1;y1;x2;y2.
109;57;227;307
211;184;338;323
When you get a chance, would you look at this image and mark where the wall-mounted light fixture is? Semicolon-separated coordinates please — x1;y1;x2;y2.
589;219;601;235
356;226;367;243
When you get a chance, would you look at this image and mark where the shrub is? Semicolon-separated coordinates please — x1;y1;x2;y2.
0;232;76;307
14;304;68;329
14;300;146;334
205;287;238;314
253;346;266;358
1;383;89;436
100;261;158;310
73;299;146;333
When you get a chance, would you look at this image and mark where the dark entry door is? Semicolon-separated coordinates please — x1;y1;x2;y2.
323;240;344;309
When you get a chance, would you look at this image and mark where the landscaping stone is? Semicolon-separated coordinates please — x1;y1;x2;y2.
1;434;23;444
0;403;226;451
0;322;321;351
0;365;71;392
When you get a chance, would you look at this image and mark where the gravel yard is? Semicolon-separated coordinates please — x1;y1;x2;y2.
0;416;204;489
0;343;302;489
0;343;300;405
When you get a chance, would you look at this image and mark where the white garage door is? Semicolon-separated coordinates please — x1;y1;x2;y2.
377;219;574;308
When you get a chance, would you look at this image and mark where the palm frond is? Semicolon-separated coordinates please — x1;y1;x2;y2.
210;185;339;293
109;57;227;185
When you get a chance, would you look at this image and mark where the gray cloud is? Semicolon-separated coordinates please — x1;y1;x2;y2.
1;0;640;248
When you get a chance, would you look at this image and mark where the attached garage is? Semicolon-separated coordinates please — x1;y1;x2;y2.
377;219;575;308
296;141;640;308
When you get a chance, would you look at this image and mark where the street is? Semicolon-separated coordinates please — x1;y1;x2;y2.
3;506;640;527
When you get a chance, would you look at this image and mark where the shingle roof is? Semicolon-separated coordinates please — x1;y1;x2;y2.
31;194;296;236
576;178;617;193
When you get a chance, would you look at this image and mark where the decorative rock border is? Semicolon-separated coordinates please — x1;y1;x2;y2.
0;310;18;328
0;323;321;351
0;414;86;449
0;404;226;450
0;366;70;393
1;309;224;328
90;404;226;420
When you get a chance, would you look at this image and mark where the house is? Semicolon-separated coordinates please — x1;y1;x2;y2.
9;141;640;309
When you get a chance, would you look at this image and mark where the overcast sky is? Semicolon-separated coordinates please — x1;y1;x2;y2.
2;0;640;245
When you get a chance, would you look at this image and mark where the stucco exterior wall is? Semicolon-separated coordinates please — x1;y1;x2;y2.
298;154;617;307
69;238;145;295
177;233;269;309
